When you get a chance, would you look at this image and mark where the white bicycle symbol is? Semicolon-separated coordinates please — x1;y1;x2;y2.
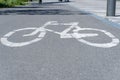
0;21;119;48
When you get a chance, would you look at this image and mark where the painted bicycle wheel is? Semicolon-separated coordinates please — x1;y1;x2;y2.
72;28;119;48
1;27;46;47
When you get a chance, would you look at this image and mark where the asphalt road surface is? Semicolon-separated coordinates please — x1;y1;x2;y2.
0;1;120;80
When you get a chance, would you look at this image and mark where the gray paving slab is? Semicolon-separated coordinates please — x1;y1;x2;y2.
68;0;120;25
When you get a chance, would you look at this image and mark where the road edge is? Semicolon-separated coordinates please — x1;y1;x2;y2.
67;2;120;30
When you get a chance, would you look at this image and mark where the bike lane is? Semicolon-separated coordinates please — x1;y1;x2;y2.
0;1;120;80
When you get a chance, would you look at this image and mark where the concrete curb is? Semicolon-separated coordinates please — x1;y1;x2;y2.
67;1;120;29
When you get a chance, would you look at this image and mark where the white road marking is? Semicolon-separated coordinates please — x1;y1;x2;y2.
73;28;120;48
0;21;119;48
1;27;46;47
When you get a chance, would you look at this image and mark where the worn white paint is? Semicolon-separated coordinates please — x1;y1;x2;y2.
1;28;46;47
0;21;119;48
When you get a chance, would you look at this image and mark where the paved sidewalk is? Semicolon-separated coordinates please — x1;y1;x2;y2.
68;0;120;25
0;1;87;15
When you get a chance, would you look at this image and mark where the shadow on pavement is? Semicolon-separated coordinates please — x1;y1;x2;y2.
115;15;120;17
0;2;91;15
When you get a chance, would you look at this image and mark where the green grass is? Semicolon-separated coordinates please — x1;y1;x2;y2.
0;0;28;8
